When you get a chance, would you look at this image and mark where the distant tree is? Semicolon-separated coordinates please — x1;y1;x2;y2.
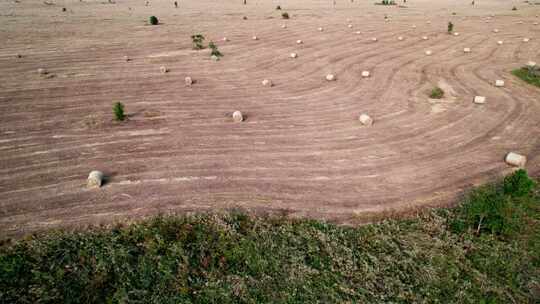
113;102;126;121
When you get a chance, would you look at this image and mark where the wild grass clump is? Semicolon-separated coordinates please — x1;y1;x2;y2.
191;34;205;50
379;0;396;5
0;171;538;303
276;5;281;10
208;41;223;58
512;66;540;88
113;102;125;121
281;12;289;19
447;21;454;33
149;15;158;25
512;6;517;11
429;87;444;99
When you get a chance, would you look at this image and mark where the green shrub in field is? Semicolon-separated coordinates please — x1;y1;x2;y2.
149;16;158;25
276;5;281;10
503;169;535;197
512;6;517;11
450;169;535;236
429;87;444;99
191;34;205;50
281;12;289;19
447;22;454;33
208;41;222;58
512;67;540;88
113;102;125;121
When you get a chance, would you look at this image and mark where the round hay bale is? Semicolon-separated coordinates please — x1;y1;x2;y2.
505;152;526;167
359;114;373;126
87;170;104;188
371;37;378;42
426;20;431;24
361;71;370;78
398;36;404;41
282;24;287;29
185;76;193;86
252;36;258;40
425;50;432;56
232;111;243;122
523;38;530;42
123;55;130;62
355;31;361;35
463;47;471;53
495;80;505;87
493;28;499;33
262;79;273;87
453;32;460;36
222;37;229;42
422;36;428;40
37;68;47;75
296;39;303;44
318;27;324;32
412;25;417;28
325;74;336;81
348;24;353;28
290;52;298;58
160;66;168;73
497;40;503;45
473;96;486;104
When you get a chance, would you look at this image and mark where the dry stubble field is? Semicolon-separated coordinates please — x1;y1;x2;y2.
0;0;539;237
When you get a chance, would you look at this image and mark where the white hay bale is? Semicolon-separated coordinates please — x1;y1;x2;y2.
185;76;193;86
426;20;431;24
38;68;48;75
222;37;229;42
296;39;303;44
398;36;404;41
523;38;530;42
318;27;324;32
252;36;258;40
232;111;243;122
371;37;378;42
534;22;539;26
463;47;471;53
425;50;432;56
262;79;273;87
505;152;527;167
358;113;373;126
526;61;537;68
385;18;390;22
361;71;370;78
281;24;287;29
325;74;336;81
348;24;353;28
497;40;503;45
290;52;298;58
87;171;104;188
473;96;486;104
495;80;505;87
160;66;168;73
453;32;460;36
493;28;499;33
123;55;130;62
422;36;428;40
412;25;417;28
355;31;361;35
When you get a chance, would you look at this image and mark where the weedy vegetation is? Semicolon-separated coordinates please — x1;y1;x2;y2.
0;170;538;303
429;87;445;99
512;66;540;88
113;102;126;121
191;34;205;50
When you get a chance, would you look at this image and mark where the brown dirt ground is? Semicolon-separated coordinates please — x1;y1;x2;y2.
0;0;539;237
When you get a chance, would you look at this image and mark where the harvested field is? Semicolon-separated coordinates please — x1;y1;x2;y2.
0;0;539;237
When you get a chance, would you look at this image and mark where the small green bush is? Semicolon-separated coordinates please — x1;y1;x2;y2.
448;21;454;33
149;16;158;25
451;170;535;236
512;6;517;11
281;12;289;19
512;67;540;88
503;169;535;197
276;5;281;10
208;41;223;57
113;102;126;121
191;34;205;50
429;87;444;99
